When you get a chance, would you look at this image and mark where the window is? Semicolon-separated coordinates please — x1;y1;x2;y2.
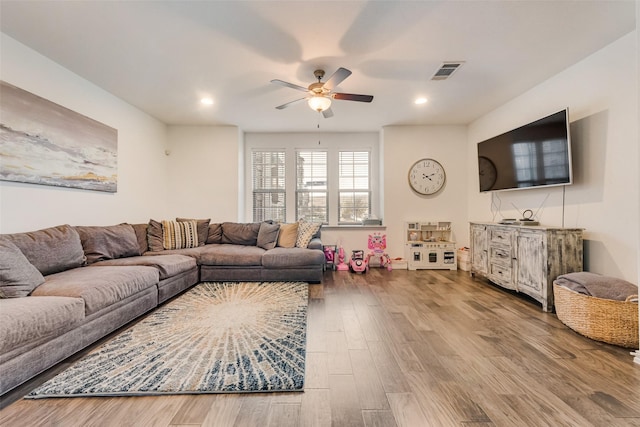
252;151;286;222
245;133;379;225
338;151;370;224
296;151;328;223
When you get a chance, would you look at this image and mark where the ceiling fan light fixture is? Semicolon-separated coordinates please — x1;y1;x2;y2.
308;95;331;112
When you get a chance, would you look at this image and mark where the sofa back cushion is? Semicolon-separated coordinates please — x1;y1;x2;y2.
147;219;164;252
206;223;223;244
0;238;45;298
221;222;261;246
130;223;149;253
76;224;141;264
3;224;86;275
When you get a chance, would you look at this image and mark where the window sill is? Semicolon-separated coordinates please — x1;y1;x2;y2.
322;225;386;230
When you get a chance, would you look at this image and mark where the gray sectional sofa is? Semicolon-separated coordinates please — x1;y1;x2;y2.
0;219;324;396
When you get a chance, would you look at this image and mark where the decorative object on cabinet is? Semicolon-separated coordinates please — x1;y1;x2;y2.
405;222;456;270
470;222;583;312
408;158;446;195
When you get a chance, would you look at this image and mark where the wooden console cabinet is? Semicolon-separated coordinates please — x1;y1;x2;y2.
470;222;583;312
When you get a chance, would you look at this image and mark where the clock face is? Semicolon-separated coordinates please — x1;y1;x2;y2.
478;156;497;191
408;158;446;195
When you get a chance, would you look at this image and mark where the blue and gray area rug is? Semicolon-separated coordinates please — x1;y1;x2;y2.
27;281;308;398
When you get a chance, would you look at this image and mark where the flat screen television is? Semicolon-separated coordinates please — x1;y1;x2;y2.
477;109;572;192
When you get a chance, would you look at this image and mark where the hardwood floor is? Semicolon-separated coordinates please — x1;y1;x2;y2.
2;269;639;426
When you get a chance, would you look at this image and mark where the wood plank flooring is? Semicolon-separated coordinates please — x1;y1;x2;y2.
2;269;639;426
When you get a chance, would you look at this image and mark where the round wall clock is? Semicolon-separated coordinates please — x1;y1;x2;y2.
478;156;497;191
408;158;446;195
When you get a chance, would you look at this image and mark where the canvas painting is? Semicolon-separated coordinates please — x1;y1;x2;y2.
0;81;118;192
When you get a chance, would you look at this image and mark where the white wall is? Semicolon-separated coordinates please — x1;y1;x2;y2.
467;31;638;282
0;34;169;232
382;125;468;259
166;125;241;221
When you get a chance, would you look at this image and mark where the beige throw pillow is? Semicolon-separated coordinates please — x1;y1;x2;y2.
277;223;298;248
161;220;199;250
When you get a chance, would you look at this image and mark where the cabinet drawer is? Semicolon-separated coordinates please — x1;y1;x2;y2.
489;263;514;289
489;246;511;266
489;228;514;246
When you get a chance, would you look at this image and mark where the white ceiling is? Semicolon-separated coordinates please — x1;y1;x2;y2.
0;1;635;132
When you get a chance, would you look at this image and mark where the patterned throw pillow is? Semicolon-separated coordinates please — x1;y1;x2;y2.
296;219;322;248
161;220;199;250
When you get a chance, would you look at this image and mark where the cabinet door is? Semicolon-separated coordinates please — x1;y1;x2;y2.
470;225;488;274
516;231;545;296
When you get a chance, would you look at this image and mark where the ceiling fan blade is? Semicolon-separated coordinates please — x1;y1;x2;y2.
322;108;334;119
271;79;309;92
275;97;307;110
323;67;352;91
333;93;374;103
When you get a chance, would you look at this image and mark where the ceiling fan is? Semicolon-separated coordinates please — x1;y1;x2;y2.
270;67;374;118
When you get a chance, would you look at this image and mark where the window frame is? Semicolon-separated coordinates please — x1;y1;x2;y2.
295;149;329;223
244;133;380;225
250;150;287;223
338;150;372;225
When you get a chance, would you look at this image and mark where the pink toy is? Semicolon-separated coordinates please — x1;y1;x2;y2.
323;245;337;271
349;249;369;273
336;246;350;271
367;233;392;271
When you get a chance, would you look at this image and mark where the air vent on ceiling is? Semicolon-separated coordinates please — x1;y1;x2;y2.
431;62;464;80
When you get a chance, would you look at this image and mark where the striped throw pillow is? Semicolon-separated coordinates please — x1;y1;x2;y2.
161;220;199;250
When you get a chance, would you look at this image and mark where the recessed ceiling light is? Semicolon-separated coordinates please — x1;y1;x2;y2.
414;97;428;105
200;97;214;105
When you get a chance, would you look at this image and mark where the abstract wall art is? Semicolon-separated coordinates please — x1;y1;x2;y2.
0;81;118;192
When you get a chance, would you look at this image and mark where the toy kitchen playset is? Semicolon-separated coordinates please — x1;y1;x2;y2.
405;221;457;270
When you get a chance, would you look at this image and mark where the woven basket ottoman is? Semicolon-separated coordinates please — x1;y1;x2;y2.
553;282;638;348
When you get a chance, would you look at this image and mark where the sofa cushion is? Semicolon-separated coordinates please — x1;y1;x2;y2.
130;223;149;254
262;247;326;268
162;220;199;249
277;223;298;248
4;225;86;276
0;238;45;298
257;222;280;250
199;245;265;266
144;247;206;264
147;219;164;252
76;224;141;264
221;222;261;246
177;218;210;247
0;296;85;355
296;220;322;248
206;223;223;244
32;266;159;316
91;255;197;280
